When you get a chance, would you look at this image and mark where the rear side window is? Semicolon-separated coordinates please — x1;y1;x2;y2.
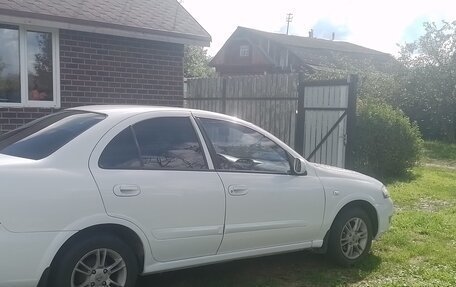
98;127;142;169
99;117;208;170
0;111;106;160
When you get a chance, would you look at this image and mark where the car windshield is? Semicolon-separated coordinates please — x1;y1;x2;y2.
0;110;106;160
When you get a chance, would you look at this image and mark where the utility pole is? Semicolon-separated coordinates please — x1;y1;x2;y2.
286;13;293;35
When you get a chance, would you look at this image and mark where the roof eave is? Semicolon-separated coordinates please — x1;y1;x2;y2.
0;9;211;46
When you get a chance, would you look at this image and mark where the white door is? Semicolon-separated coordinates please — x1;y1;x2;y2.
197;117;325;253
89;112;225;262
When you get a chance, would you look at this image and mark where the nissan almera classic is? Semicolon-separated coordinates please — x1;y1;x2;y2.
0;106;393;287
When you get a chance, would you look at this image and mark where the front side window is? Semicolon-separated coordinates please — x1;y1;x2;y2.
199;118;291;174
0;111;106;160
99;117;208;170
0;23;59;108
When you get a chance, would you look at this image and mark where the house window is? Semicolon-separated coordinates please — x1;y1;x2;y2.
0;24;59;108
240;45;250;57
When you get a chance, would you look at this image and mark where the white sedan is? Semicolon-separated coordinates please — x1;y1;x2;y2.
0;105;393;287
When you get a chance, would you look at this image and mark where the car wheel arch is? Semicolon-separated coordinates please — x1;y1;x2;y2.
44;224;145;286
313;200;379;255
320;200;378;252
332;200;379;238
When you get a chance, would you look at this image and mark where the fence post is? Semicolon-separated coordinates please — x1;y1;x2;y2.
294;74;305;155
183;78;188;108
221;77;227;114
345;74;358;169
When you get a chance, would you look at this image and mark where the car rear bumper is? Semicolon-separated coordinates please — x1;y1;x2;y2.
375;198;394;239
0;224;69;287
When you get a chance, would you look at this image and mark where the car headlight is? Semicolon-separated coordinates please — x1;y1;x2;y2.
381;185;390;199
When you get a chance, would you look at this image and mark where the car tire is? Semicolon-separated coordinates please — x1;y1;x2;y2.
49;233;138;287
327;207;373;267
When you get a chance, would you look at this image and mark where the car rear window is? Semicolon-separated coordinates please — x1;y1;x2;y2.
0;111;106;160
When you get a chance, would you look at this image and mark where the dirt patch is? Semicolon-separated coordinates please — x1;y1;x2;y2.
414;197;453;212
425;163;456;170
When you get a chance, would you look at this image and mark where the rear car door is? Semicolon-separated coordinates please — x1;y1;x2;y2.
89;111;226;262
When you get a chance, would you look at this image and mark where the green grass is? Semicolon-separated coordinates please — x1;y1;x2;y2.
423;141;456;167
370;167;456;286
137;143;456;287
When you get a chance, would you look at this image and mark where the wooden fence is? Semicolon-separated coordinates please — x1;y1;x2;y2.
184;74;299;146
184;74;357;168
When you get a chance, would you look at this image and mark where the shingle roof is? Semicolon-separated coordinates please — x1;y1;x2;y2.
239;27;387;56
0;0;210;44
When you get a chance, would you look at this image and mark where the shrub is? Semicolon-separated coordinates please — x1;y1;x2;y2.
352;100;423;178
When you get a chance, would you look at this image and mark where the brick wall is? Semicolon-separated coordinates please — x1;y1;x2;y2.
0;29;184;133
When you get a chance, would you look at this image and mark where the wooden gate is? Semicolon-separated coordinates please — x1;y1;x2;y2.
294;77;358;168
184;74;357;168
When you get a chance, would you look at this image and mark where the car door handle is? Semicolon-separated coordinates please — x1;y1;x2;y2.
228;185;248;196
113;185;141;197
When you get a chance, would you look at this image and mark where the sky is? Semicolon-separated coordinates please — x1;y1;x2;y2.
181;0;456;56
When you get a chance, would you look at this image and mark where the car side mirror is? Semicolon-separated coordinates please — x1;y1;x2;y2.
293;157;307;175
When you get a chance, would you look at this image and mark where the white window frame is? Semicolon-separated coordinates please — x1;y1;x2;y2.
0;23;60;108
239;45;250;57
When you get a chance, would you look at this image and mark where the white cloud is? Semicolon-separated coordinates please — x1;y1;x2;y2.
182;0;456;56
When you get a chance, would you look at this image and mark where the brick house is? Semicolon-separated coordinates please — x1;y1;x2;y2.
210;27;396;76
0;0;210;133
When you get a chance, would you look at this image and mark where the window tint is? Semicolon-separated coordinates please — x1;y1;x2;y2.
98;127;142;169
99;117;208;170
199;118;291;174
0;111;106;160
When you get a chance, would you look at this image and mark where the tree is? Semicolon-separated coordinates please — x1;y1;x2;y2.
183;46;215;78
32;33;54;100
398;21;456;142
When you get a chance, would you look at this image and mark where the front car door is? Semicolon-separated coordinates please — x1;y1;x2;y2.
89;111;226;262
195;114;325;253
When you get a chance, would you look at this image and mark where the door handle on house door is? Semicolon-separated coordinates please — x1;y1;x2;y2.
113;184;141;197
228;185;248;196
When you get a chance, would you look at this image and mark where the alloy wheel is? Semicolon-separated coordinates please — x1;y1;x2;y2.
71;248;127;287
339;217;369;259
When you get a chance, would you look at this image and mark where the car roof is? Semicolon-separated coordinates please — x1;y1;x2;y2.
68;105;182;114
67;105;237;121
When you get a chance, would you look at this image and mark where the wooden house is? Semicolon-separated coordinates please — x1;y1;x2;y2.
210;27;396;75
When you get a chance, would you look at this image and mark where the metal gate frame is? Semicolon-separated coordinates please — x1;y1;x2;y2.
294;75;358;168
